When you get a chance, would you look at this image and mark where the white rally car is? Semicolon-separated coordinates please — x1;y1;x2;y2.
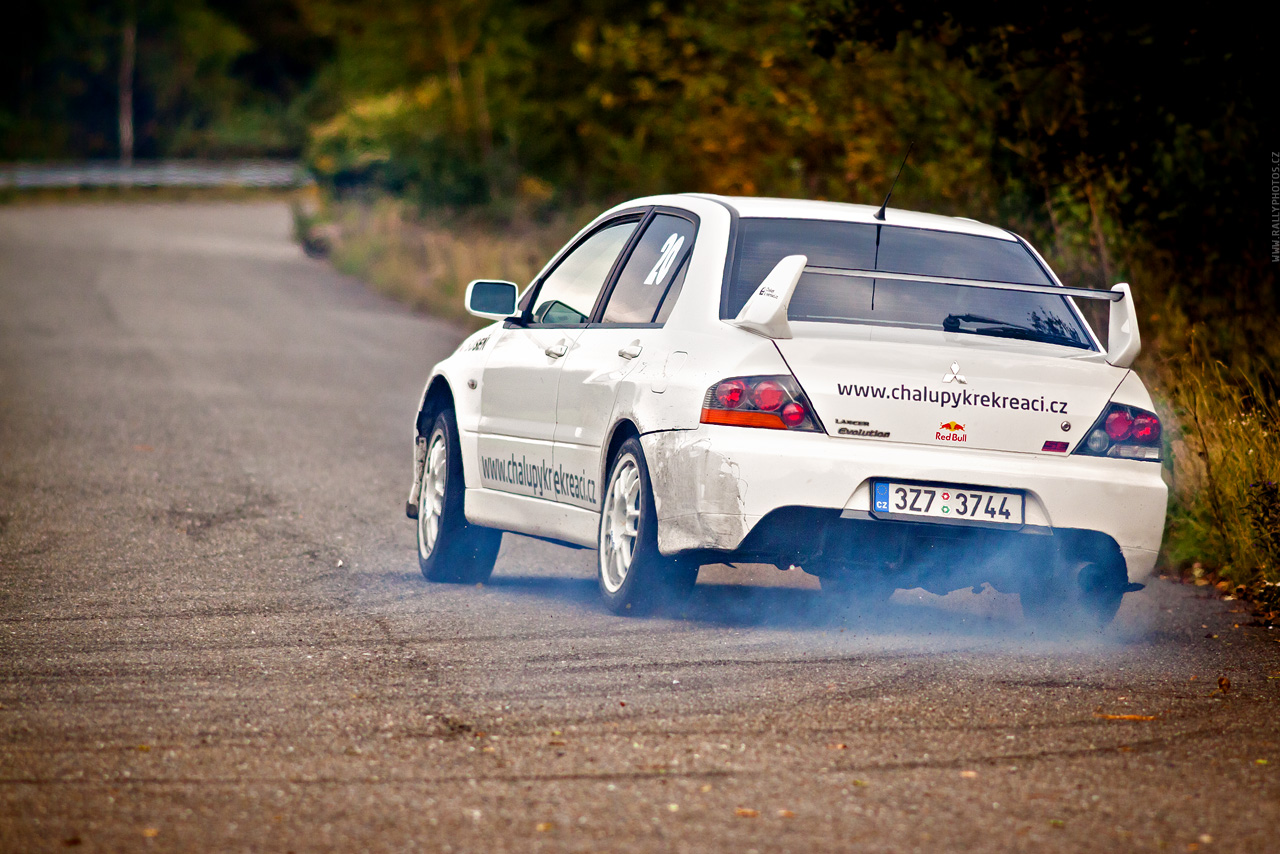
406;194;1167;627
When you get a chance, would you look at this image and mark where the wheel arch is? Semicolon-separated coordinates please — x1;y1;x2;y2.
601;419;641;488
417;376;456;437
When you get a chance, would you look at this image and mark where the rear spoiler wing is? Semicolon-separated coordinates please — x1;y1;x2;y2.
728;256;1141;368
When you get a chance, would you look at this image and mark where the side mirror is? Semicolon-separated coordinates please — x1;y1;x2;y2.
1105;282;1141;368
465;279;519;321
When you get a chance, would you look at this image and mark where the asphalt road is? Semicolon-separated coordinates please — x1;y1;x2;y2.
1;202;1277;854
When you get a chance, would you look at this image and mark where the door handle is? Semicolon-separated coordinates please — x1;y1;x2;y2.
544;340;568;359
617;341;643;360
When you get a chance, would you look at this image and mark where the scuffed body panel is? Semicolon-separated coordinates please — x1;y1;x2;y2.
642;431;752;553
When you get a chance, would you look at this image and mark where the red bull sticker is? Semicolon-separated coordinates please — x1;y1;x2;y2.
936;421;967;442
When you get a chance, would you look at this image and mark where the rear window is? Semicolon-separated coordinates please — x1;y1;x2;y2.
725;218;1094;350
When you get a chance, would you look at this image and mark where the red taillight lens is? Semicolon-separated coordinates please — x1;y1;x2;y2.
714;379;747;409
1074;403;1162;461
701;375;820;432
1131;412;1161;444
751;380;786;412
1105;409;1134;441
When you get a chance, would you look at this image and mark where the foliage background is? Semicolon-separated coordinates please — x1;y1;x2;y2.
4;1;1275;597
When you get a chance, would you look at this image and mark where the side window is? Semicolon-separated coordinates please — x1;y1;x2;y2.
653;253;689;324
530;220;638;325
601;214;696;325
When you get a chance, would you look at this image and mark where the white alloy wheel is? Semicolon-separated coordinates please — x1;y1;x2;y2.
417;429;448;559
600;453;641;594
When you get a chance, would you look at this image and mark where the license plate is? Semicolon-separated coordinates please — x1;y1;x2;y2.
872;481;1024;526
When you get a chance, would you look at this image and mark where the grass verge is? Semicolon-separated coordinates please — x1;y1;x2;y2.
1157;346;1280;620
297;197;586;331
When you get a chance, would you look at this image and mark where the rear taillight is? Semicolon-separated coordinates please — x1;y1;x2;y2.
1075;403;1162;461
701;375;821;432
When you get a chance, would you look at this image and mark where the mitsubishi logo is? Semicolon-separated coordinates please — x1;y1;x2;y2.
942;361;966;384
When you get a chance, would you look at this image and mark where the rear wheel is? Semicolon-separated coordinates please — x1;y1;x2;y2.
417;410;502;584
597;437;697;614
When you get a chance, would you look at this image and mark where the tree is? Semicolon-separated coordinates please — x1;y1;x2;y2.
808;1;1275;353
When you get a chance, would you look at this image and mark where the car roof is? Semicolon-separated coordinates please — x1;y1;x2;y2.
684;194;1017;241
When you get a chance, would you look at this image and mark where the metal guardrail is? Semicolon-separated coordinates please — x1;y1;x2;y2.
0;160;309;189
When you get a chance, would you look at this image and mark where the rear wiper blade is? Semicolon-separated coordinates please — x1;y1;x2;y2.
942;313;1089;349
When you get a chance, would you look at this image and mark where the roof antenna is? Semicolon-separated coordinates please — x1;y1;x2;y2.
874;141;914;221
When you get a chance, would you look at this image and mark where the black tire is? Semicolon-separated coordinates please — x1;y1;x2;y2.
416;410;502;584
1019;549;1126;632
597;437;697;614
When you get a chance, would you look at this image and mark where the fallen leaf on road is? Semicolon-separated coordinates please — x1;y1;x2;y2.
62;837;81;847
535;822;553;832
667;804;679;812
619;701;626;707
851;779;868;787
735;808;759;818
1257;759;1269;765
1094;713;1157;721
1048;819;1065;828
827;743;847;750
548;740;566;746
136;745;151;752
700;784;712;793
142;828;159;838
778;809;795;818
960;770;978;778
1218;677;1230;694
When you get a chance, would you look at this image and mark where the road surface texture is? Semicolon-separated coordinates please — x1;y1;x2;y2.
1;203;1277;854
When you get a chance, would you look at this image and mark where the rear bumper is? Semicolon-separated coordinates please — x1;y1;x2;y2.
641;426;1167;583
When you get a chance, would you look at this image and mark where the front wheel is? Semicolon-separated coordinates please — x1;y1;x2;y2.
417;410;502;584
597;437;697;614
